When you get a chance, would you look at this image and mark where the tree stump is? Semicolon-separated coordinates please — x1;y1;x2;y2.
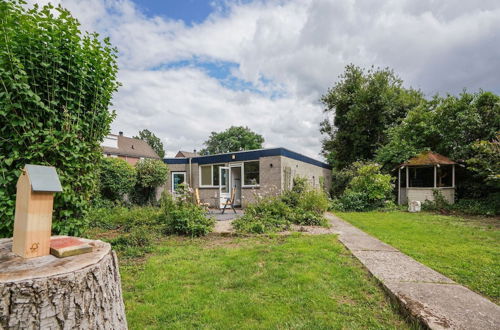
0;237;127;329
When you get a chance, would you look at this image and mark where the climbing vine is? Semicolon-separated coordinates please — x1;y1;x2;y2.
0;1;120;236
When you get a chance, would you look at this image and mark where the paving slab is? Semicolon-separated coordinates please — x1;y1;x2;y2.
326;213;500;330
352;250;454;283
384;282;500;330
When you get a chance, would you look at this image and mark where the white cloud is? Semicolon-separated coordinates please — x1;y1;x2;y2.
27;0;500;159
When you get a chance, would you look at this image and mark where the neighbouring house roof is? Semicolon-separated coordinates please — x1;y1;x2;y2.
165;148;332;169
175;151;199;158
401;151;456;167
102;134;160;159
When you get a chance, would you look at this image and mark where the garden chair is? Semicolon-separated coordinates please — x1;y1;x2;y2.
194;188;211;213
221;189;237;214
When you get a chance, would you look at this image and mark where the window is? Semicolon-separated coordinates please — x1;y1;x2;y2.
243;161;259;186
171;172;186;192
200;165;211;186
199;164;224;186
213;164;222;186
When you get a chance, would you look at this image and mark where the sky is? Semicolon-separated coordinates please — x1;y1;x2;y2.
27;0;500;159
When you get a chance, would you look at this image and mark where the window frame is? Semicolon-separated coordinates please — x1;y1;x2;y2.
242;160;260;187
171;171;186;192
198;163;225;188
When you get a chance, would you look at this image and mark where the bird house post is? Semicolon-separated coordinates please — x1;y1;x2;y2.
12;165;62;258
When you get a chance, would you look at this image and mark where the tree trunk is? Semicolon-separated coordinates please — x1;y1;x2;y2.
0;237;127;329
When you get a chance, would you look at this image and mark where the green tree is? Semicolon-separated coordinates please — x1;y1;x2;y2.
376;91;500;199
0;1;120;237
200;126;264;155
466;134;500;189
99;158;136;202
132;159;169;205
134;129;165;158
320;65;424;170
376;91;500;169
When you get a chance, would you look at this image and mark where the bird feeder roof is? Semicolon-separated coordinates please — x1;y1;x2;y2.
25;164;63;192
400;151;456;167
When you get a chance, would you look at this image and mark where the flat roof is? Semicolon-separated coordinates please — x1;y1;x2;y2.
164;147;332;169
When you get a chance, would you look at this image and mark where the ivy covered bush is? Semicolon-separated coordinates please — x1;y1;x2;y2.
0;1;120;237
131;159;169;205
331;163;394;211
98;158;136;203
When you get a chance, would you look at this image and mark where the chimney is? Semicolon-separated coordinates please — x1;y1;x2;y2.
193;149;197;154
119;131;123;136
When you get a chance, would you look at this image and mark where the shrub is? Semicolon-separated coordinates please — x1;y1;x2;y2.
0;1;120;237
159;191;215;237
84;206;162;231
132;159;169;205
331;191;371;212
235;178;330;233
331;163;393;211
233;197;293;234
330;164;358;197
99;158;136;202
423;190;499;216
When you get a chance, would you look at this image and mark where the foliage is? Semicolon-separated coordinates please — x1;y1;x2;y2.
338;211;500;303
131;159;168;205
422;190;499;216
376;92;500;171
134;129;165;158
320;65;424;170
466;134;500;189
0;1;119;237
331;163;394;211
123;235;409;329
376;91;500;202
98;158;136;202
159;191;215;237
200;126;264;155
329;163;358;197
83;206;163;257
234;177;330;233
233;197;293;234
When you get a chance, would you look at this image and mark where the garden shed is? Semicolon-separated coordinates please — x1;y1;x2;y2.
397;151;456;205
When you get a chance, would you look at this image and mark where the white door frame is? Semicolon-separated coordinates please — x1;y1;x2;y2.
219;166;230;208
171;171;186;193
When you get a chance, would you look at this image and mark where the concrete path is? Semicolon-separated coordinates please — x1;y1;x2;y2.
327;213;500;330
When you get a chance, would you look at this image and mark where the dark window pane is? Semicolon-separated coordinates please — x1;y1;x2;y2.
244;161;259;185
213;164;222;186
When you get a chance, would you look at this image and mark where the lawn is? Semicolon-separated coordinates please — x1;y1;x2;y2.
336;211;500;304
120;234;411;329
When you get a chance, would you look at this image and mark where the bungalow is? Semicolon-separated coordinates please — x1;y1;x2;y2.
101;132;160;165
164;148;332;208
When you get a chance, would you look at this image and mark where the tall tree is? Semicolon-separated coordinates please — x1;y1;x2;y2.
200;126;264;155
134;129;165;158
375;91;500;198
0;1;119;237
320;65;424;170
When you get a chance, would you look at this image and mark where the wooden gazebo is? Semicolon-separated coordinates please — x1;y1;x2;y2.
397;151;456;205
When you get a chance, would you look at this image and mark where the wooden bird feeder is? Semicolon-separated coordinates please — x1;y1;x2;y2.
12;164;62;258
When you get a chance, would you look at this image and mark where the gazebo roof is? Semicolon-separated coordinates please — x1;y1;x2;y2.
401;151;456;167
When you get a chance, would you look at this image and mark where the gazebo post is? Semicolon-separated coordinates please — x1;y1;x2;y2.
398;167;401;205
452;164;455;188
406;166;409;189
434;165;437;188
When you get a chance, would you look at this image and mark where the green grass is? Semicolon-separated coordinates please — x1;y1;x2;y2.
120;234;411;329
336;211;500;304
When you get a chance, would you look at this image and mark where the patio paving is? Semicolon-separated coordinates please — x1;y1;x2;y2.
211;209;243;234
327;213;500;330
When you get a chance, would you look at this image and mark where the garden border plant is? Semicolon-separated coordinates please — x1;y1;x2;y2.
233;177;330;234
